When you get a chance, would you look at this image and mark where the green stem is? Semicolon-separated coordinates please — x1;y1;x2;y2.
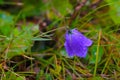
93;30;101;77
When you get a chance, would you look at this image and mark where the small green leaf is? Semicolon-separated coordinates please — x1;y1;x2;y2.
0;12;14;36
45;74;52;80
60;49;68;57
89;46;104;64
66;75;72;80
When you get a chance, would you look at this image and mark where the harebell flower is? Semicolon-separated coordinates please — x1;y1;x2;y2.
64;29;92;58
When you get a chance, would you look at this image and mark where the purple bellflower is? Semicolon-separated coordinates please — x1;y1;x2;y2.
64;29;92;58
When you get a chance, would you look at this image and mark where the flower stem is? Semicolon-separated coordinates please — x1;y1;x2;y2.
93;29;101;77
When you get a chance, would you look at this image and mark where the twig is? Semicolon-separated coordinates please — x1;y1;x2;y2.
90;0;103;8
68;0;87;26
0;2;23;6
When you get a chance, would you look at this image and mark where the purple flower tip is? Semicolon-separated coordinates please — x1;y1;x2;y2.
64;29;92;58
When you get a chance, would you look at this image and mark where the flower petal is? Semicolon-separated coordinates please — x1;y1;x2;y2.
72;29;92;46
75;46;88;58
69;34;88;57
64;42;74;57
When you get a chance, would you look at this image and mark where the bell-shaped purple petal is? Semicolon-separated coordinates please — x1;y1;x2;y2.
70;29;92;46
64;29;92;58
64;42;74;57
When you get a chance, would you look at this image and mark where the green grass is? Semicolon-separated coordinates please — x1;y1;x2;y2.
0;0;120;80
